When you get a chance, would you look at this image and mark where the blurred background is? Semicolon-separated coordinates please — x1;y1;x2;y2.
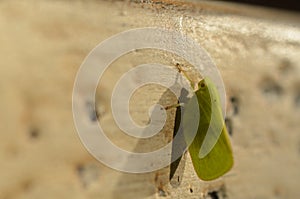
0;0;300;199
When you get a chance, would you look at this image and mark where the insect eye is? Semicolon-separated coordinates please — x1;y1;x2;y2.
200;83;206;88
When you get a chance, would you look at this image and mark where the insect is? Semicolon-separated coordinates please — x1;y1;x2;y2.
169;87;189;187
171;67;234;181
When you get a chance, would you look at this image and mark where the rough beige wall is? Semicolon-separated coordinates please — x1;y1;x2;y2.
1;0;300;199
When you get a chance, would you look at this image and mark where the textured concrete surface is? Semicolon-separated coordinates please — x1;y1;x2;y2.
0;0;300;199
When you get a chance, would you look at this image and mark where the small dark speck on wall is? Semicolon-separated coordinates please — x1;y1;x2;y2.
76;163;100;188
208;191;219;199
225;117;233;136
86;101;99;122
29;127;40;139
207;185;228;199
158;188;167;197
260;77;283;100
230;96;239;115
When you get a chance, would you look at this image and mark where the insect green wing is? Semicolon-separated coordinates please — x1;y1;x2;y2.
183;77;233;181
